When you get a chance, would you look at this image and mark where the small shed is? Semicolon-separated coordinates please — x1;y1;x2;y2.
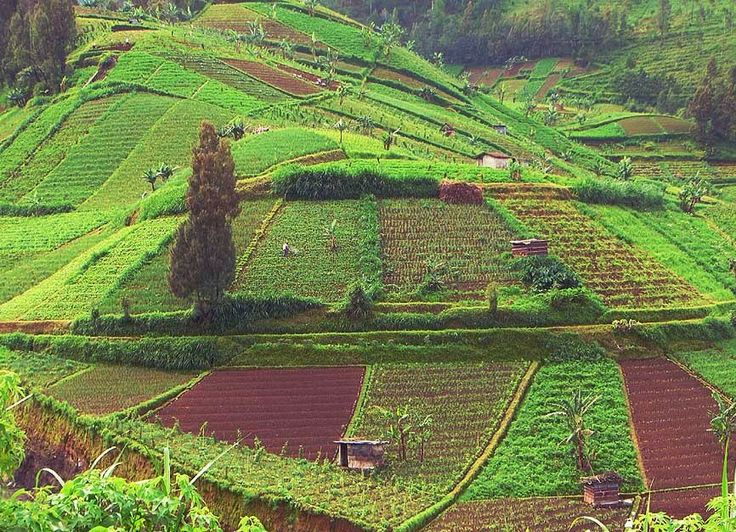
476;151;512;169
581;471;623;508
440;123;456;137
511;239;549;257
334;439;388;471
492;124;509;135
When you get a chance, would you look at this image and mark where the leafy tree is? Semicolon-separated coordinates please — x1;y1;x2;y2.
2;0;76;92
169;122;240;319
545;390;599;473
0;371;25;482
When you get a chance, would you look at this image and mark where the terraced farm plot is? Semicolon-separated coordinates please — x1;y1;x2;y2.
195;3;315;47
351;362;529;494
0;96;121;202
0;216;182;320
81;98;234;210
232;128;338;177
0;225;114;305
0;346;86;388
157;367;365;459
0;96;79;186
0;211;108;254
464;359;642;500
706;202;736;239
235;200;377;302
100;199;274;314
620;358;736;496
588;205;736;301
22;93;177;207
166;53;289;103
379;199;518;293
50;365;195;415
646;485;722;520
427;497;631;532
494;187;698;308
223;59;320;97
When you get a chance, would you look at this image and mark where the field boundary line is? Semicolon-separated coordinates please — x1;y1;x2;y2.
343;364;373;438
618;362;649;489
231;198;283;290
394;360;540;532
667;355;732;405
239;148;346;180
139;370;211;420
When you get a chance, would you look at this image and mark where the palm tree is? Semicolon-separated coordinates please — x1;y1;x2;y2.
279;39;294;60
710;393;736;449
8;87;28;108
157;163;176;182
358;115;374;136
143;169;158;192
545;390;599;473
325;219;338;251
371;406;412;461
617;157;634;181
304;0;319;17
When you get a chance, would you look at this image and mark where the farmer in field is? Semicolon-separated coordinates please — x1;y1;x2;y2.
282;242;291;257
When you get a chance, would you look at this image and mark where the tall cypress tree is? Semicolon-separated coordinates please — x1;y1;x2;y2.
169;121;240;320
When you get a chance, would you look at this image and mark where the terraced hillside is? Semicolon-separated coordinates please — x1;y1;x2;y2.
0;1;735;531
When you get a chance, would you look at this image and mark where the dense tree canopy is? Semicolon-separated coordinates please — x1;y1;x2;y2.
324;0;627;64
0;0;76;94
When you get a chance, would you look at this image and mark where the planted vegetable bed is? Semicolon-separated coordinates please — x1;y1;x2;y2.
157;367;365;460
495;189;697;308
426;497;630;531
223;59;320;97
620;358;736;505
379;199;517;294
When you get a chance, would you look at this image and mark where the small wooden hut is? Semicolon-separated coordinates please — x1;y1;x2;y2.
334;439;388;471
492;124;509;135
511;239;549;257
476;151;512;169
580;471;623;508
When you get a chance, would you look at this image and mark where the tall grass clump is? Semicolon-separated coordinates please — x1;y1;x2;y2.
573;177;665;209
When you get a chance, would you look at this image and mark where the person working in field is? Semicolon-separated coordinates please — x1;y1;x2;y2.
282;242;291;257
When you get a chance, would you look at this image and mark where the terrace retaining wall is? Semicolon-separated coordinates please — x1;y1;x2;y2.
13;398;364;532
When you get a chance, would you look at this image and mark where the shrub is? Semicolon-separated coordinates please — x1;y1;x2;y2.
341;283;374;321
731;312;736;328
544;334;605;362
439;180;484;205
516;255;581;291
573;177;665;209
486;282;498;314
271;163;438;200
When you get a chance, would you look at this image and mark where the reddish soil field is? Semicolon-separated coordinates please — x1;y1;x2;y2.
646;485;722;519
503;60;537;78
157;367;365;460
277;64;339;90
467;67;503;87
426;497;630;531
620;358;736;494
223;59;321;96
536;73;561;99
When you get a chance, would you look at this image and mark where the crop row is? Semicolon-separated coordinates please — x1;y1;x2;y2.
0;345;86;388
195;3;315;47
427;497;631;532
620;358;735;490
706;202;736;240
0;216;182;320
632;159;720;181
164;52;287;104
350;361;529;495
234;199;378;302
0;225;115;305
157;367;365;459
0;211;109;254
588;204;736;301
496;195;698;308
0;96;121;203
231;128;338;177
223;58;320;97
0;96;79;189
50;364;195;415
463;358;642;499
80;98;234;210
20;93;177;208
379;199;517;293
